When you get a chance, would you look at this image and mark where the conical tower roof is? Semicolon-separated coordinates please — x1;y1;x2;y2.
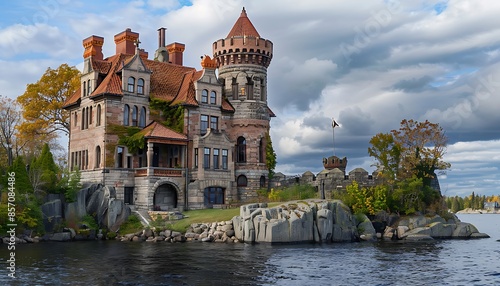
227;7;260;38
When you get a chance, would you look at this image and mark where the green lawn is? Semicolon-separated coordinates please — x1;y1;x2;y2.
154;202;282;233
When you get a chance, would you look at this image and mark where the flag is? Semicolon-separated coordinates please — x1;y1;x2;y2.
332;118;339;128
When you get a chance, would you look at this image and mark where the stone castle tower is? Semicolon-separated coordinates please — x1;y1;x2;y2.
213;8;274;197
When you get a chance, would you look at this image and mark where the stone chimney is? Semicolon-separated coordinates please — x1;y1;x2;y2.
83;35;104;60
114;28;139;55
167;42;185;65
158;27;166;48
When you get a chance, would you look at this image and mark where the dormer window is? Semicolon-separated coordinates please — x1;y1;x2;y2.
201;89;208;103
127;77;135;92
137;78;144;94
87;80;91;96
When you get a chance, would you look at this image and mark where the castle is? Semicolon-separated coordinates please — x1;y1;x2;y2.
63;8;274;211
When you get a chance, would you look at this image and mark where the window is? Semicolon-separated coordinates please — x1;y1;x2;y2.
201;89;208;103
139;106;146;127
132;105;138;126
203;148;210;169
259;138;264;163
74;112;77;127
96;104;101;126
81;108;85;130
89;106;93;125
124;104;130;126
246;77;254;100
237;175;248;187
85;107;89;129
260;176;266;188
200;115;208;135
210;91;216;104
232;77;238;98
204;187;224;205
210;116;218;131
194;148;198;168
87;80;91;96
95;146;101;168
137;78;144;94
237;136;246;163
124;187;134;205
117;146;124;168
127;77;135;92
222;149;228;170
213;149;219;169
83;83;86;97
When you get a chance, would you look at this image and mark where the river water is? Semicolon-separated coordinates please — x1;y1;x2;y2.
1;214;499;285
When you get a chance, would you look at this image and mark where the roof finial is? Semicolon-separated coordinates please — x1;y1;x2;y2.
241;7;247;16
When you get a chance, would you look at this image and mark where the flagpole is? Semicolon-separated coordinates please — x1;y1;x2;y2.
332;118;339;157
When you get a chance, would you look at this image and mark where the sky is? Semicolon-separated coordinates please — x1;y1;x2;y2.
0;0;499;197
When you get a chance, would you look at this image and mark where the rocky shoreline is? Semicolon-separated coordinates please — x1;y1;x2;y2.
2;200;490;245
456;208;500;214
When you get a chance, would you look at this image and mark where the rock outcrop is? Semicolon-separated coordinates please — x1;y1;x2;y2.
232;200;361;243
378;213;489;241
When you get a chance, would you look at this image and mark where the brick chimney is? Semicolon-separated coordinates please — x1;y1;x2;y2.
83;35;104;60
114;28;139;55
167;42;185;65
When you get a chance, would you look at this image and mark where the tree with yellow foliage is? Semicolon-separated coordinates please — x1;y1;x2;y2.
17;63;80;137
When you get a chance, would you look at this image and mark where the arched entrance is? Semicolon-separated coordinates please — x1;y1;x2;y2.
153;183;178;211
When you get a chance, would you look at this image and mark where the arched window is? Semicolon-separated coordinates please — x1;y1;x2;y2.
95;146;101;168
132;105;138;126
246;77;254;100
89;106;93;125
210;91;216;104
139;106;146;127
237;175;248;187
124;104;130;126
204;187;224;205
137;78;144;94
85;107;89;129
237;136;246;163
127;77;135;92
81;108;85;130
260;176;266;188
201;89;208;103
87;80;91;96
83;83;86;97
96;104;101;126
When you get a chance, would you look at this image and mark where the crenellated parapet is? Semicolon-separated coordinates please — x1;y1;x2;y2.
213;36;273;68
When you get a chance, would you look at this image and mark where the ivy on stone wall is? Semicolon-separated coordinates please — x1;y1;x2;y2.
265;131;277;181
105;124;143;166
150;98;184;134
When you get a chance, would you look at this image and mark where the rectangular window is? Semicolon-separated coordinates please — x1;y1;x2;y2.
194;148;198;168
117;147;124;168
203;148;210;169
222;149;228;170
213;149;220;169
201;115;208;135
124;187;134;205
210;116;218;131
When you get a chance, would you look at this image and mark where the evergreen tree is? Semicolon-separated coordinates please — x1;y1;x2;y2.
30;143;59;193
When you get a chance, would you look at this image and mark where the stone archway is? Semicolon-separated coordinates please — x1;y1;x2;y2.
153;183;178;211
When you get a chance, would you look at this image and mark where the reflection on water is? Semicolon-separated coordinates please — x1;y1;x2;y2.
0;214;499;285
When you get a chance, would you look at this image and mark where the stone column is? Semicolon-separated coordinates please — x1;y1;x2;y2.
147;142;154;176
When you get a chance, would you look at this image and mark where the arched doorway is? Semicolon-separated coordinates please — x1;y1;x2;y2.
153;183;178;211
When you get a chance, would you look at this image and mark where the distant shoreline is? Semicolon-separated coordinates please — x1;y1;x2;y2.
456;208;500;214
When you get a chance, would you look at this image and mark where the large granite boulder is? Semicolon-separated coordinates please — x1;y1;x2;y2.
233;200;358;243
41;199;64;232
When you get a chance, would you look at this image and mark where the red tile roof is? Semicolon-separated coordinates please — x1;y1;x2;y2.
144;59;195;102
227;8;260;38
139;121;187;141
171;70;199;106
